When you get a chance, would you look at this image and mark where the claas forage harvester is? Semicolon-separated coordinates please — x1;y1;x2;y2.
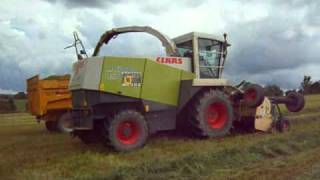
68;26;304;152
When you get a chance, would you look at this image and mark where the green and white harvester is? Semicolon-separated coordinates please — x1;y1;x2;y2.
68;26;304;152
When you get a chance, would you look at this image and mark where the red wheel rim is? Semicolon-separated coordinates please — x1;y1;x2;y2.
244;89;257;102
206;102;228;129
116;120;140;145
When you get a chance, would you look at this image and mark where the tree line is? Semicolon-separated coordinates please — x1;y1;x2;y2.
264;75;319;96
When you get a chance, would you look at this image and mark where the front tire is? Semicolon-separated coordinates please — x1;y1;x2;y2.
188;90;233;138
102;110;149;152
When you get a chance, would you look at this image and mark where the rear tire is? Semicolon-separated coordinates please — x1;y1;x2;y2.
102;110;149;152
188;90;233;138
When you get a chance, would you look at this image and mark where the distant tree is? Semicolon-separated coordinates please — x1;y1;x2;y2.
264;84;284;96
14;92;27;99
8;98;16;111
0;97;16;113
285;89;297;95
309;82;320;94
300;75;312;94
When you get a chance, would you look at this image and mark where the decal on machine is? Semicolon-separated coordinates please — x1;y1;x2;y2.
156;57;183;64
106;66;142;87
122;72;142;87
106;66;137;80
153;56;192;72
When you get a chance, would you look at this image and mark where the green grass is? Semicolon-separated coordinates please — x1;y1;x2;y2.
13;99;27;112
1;95;320;179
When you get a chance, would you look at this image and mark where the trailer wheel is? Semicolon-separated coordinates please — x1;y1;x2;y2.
45;121;58;132
57;112;73;133
103;110;149;152
276;118;290;133
189;90;233;138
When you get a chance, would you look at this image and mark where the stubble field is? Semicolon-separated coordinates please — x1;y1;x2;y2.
1;95;320;179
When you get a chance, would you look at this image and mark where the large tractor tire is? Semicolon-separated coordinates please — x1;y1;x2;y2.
45;121;58;132
243;84;265;108
57;112;73;133
188;90;233;138
101;110;149;152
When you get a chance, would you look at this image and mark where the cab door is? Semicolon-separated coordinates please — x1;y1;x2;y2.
197;38;224;79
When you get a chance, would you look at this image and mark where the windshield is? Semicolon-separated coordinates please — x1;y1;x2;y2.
198;38;223;78
176;40;193;58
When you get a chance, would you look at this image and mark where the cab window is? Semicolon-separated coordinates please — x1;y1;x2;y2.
176;40;193;58
198;38;222;78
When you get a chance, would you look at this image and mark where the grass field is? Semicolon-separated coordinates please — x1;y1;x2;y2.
1;95;320;179
13;99;26;112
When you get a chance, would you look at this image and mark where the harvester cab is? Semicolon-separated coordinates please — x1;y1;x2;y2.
173;32;230;79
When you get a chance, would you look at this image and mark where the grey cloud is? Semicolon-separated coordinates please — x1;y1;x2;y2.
49;0;207;10
77;12;110;48
0;15;74;91
45;0;121;8
0;57;72;91
139;0;206;15
1;0;320;92
0;60;25;90
273;0;320;7
224;11;320;88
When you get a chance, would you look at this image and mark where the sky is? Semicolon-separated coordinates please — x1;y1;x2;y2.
0;0;319;93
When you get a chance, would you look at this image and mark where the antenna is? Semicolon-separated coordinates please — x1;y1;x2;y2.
65;32;88;59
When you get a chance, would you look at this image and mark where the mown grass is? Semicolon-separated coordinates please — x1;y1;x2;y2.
0;95;320;179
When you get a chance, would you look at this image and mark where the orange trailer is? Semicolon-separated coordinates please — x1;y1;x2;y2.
27;75;72;132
